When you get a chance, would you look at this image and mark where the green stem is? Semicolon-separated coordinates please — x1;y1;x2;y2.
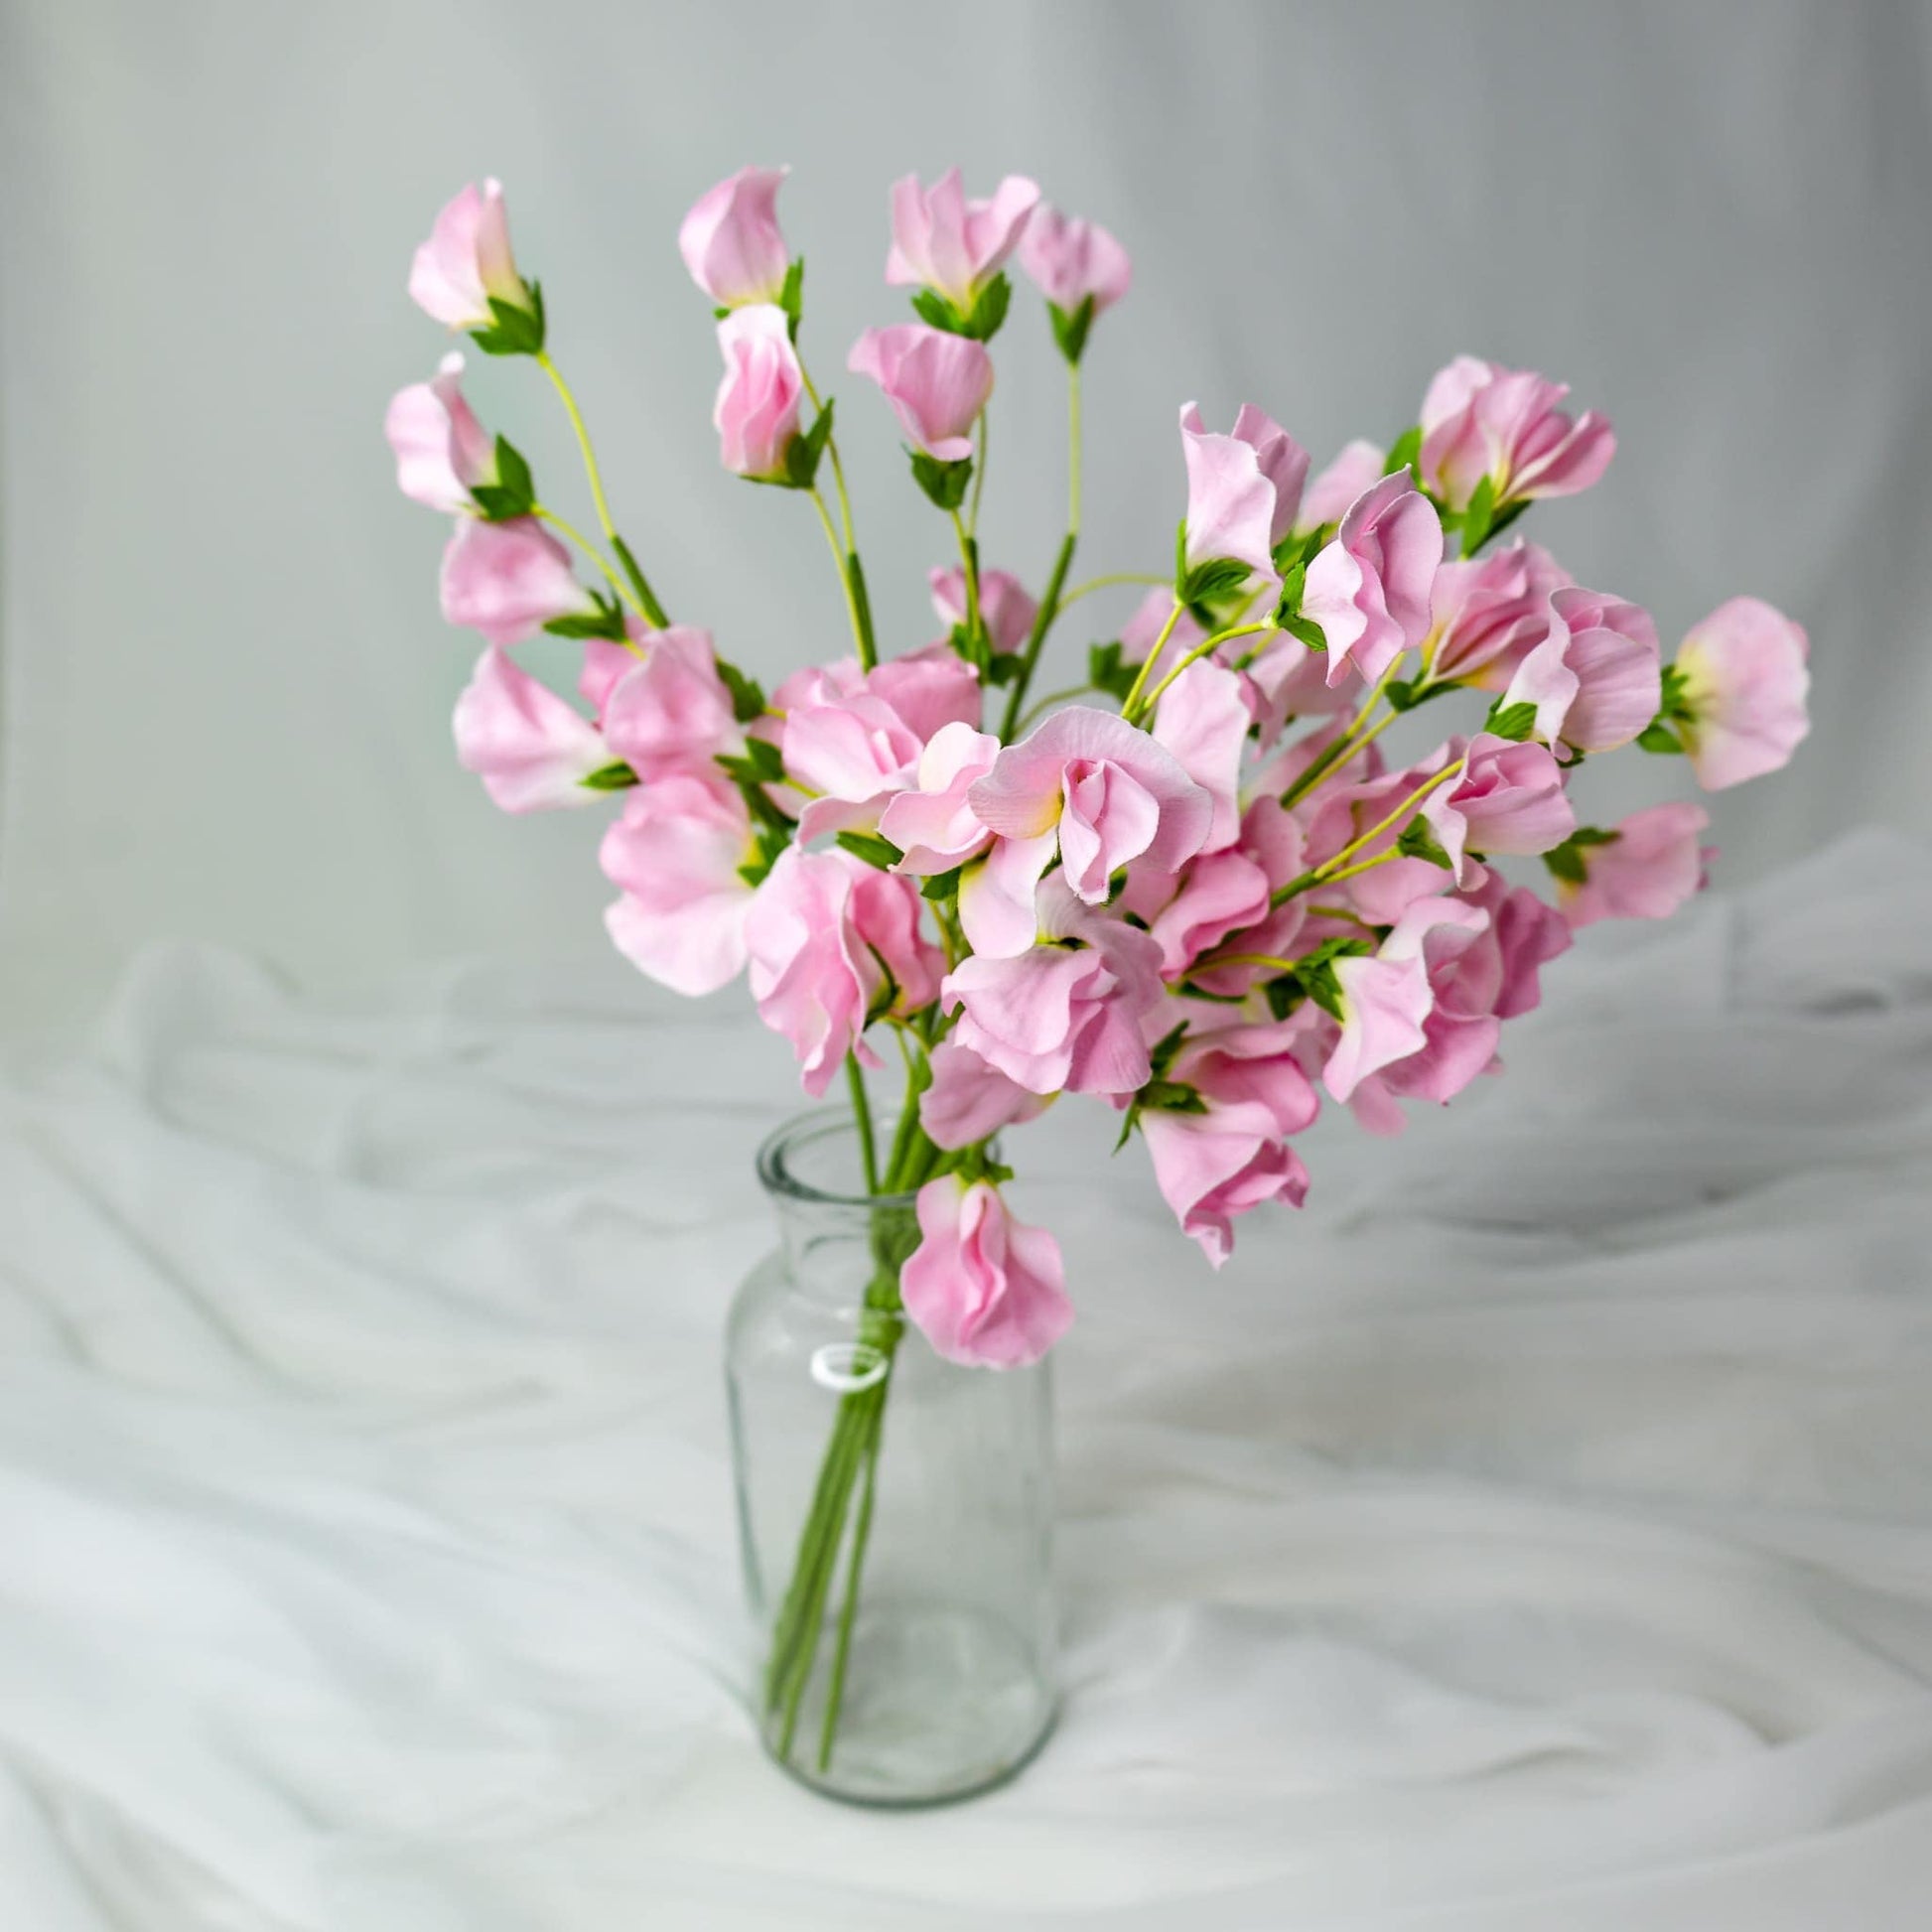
968;406;990;535
846;1055;879;1194
999;530;1077;739
1057;571;1168;610
1117;600;1183;719
534;505;640;619
1131;620;1277;720
950;511;984;668
817;1397;885;1771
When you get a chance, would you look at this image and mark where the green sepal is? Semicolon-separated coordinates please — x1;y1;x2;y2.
579;760;639;792
1483;698;1541;742
1272;560;1308;623
736;820;793;890
609;534;669;628
1396;818;1454;869
1272;526;1321;577
718;660;766;725
779;257;805;341
1147;1021;1189;1082
1458;474;1498;558
543;589;628;642
912;274;1012;343
780;396;836;489
1384;425;1423;479
1383;676;1454;715
918;867;963;900
1542;842;1587;886
984;650;1025;688
1279;612;1327;652
1636;722;1685;755
909;449;974;511
469;284;546;358
1047;293;1095;364
836;831;901;872
1178;557;1253;605
468;436;537;521
716;737;786;788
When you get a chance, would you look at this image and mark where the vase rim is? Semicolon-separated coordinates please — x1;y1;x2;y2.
757;1106;923;1211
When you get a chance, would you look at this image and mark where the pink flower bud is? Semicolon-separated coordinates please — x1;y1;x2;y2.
847;324;994;462
1017;204;1132;316
1303;473;1444;688
385;352;496;512
439;516;594;646
1422;735;1577;882
712;304;804;481
678;165;791;308
452;646;609;812
1557;803;1714;927
408;179;530;330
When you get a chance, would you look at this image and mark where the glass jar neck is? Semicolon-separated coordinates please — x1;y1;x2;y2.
758;1109;922;1311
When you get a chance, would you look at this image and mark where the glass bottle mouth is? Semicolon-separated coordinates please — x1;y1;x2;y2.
756;1106;922;1211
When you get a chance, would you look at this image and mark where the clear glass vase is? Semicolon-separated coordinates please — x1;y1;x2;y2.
726;1108;1057;1806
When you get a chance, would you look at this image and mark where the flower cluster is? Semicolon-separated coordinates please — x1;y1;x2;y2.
387;168;1808;1370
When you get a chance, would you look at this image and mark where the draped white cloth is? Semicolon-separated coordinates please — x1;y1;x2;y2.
4;829;1930;1929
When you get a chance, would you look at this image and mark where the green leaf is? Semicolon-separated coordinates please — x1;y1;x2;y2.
1636;722;1685;755
717;660;766;725
1570;825;1622;848
579;760;639;792
468;436;536;519
909;288;965;333
493;435;534;506
1279;612;1327;652
1263;976;1302;1022
1273;559;1308;621
918;867;963;900
1138;1080;1208;1116
836;831;902;871
1178;556;1253;604
909;449;973;511
608;534;668;628
1484;698;1540;742
469;284;546;357
1459;474;1497;558
1088;639;1139;703
985;651;1024;688
1047;293;1095;364
1384;425;1423;478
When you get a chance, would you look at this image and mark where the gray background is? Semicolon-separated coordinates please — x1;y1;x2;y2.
4;0;1927;1031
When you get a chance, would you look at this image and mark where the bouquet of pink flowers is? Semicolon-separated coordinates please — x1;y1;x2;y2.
387;164;1808;1772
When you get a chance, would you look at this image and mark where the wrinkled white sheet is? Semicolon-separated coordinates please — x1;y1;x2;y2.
4;830;1932;1930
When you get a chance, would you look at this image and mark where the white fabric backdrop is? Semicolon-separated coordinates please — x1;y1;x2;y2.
3;0;1931;1026
2;832;1931;1929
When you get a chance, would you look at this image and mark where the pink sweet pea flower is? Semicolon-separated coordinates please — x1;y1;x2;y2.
1419;356;1615;512
1559;803;1713;927
963;705;1212;953
409;179;531;330
440;516;595;646
879;722;1001;872
942;879;1167;1095
1297;440;1387;534
1303;473;1444;688
452;646;609;812
930;565;1038;656
601;774;758;995
1151;660;1252;855
1672;597;1811;790
1178;402;1306;581
1119;847;1271;981
1423;541;1570;689
713;304;804;481
784;647;982;842
886;169;1040;312
1017;204;1132;316
901;1176;1071;1369
1455;868;1574;1018
745;847;941;1096
601;626;746;785
1323;949;1435;1104
918;1039;1049;1150
678;165;790;309
1503;586;1661;757
385;352;496;512
1422;733;1577;881
1140;1020;1318;1267
847;324;994;462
